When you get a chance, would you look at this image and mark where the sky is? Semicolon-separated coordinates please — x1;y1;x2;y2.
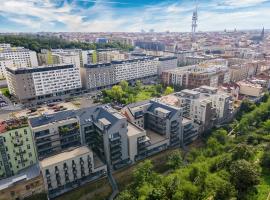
0;0;269;32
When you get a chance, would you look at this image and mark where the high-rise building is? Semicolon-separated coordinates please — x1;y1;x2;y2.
0;44;38;68
5;64;82;104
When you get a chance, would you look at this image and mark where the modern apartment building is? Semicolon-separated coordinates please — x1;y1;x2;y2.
80;63;116;91
175;86;233;131
0;44;38;68
40;146;107;198
162;64;230;89
29;111;82;159
0;58;14;79
122;100;183;155
0;117;37;180
81;56;158;91
5;64;82;104
113;57;158;82
157;56;177;76
78;106;130;169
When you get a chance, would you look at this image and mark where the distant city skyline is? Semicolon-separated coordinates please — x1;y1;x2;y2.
0;0;269;32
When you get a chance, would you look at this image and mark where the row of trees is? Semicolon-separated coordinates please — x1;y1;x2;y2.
0;35;134;52
101;80;174;105
116;93;270;200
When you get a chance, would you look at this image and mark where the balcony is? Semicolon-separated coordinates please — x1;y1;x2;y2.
13;141;24;147
110;146;121;154
111;151;122;160
110;135;121;142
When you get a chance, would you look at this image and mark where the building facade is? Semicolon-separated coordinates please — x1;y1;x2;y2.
5;64;82;104
0;117;37;180
40;146;107;198
0;44;38;68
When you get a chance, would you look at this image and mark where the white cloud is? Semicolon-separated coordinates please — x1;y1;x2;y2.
0;0;268;32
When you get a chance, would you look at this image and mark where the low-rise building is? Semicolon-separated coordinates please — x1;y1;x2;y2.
40;146;106;199
0;164;44;200
237;81;264;97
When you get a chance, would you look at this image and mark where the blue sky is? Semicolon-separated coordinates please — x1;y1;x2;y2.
0;0;269;32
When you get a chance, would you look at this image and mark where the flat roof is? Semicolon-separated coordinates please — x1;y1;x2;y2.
181;89;200;96
127;122;144;137
155;107;171;114
6;64;74;75
182;117;192;125
146;129;167;145
40;146;92;168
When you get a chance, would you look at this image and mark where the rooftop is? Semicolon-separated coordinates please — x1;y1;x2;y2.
0;117;28;134
0;164;40;191
40;146;92;168
29;110;77;128
127;122;145;137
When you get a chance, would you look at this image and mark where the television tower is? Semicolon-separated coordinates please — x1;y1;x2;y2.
191;0;198;42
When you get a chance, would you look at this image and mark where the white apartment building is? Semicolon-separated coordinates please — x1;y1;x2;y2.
0;58;14;79
114;57;158;82
175;86;233;131
5;64;82;104
0;44;38;68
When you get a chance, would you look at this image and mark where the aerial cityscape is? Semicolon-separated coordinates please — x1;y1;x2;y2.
0;0;270;200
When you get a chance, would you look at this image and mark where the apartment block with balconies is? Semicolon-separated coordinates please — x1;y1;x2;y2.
0;117;37;180
122;100;183;160
29;111;82;160
40;146;106;199
78;106;130;169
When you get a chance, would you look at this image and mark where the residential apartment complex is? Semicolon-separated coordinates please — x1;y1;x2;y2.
0;117;37;179
40;146;106;198
174;86;233;131
0;44;38;68
162;63;230;89
81;57;158;91
5;64;82;104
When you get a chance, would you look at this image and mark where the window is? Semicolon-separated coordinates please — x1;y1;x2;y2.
27;144;31;149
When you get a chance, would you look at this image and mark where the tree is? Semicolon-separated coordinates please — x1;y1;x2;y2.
173;181;199;200
164;86;174;95
261;151;270;168
230;160;260;196
232;144;255;161
115;190;136;200
111;85;124;101
119;80;129;92
204;173;236;200
135;80;143;92
167;150;184;170
133;160;154;187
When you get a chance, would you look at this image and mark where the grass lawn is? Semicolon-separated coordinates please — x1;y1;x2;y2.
0;87;11;98
0;87;9;95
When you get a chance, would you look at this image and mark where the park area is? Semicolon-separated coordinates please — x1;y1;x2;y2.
101;80;174;105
